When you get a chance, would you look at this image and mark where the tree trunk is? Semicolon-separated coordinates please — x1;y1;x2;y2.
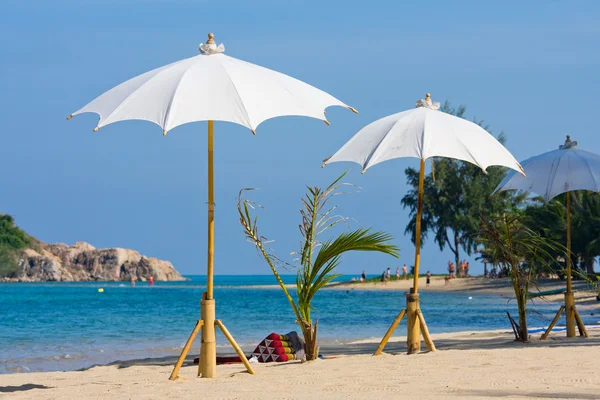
484;262;488;278
301;321;319;361
585;257;595;275
516;293;529;342
454;232;460;276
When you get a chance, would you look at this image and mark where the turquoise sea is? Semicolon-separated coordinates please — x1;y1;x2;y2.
0;275;593;374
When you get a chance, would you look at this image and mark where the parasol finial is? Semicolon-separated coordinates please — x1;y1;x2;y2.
416;93;440;110
199;33;224;55
559;135;577;149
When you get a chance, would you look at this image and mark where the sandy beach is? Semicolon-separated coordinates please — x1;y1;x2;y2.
330;277;600;308
3;278;600;400
3;328;600;400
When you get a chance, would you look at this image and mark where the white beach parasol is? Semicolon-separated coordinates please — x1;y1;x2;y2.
68;33;356;379
494;136;600;339
323;94;524;354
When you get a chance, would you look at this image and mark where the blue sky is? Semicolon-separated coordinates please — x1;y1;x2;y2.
1;0;599;276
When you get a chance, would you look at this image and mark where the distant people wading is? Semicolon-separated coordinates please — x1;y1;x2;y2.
448;262;456;279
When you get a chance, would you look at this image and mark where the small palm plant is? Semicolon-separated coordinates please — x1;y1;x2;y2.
238;172;399;360
478;212;563;342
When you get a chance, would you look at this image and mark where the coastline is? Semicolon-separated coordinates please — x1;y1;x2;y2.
3;328;600;400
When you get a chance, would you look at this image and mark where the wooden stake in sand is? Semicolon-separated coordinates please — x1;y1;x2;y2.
169;119;253;380
374;159;436;355
541;191;588;340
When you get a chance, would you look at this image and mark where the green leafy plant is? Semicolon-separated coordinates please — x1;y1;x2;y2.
478;213;563;341
238;172;399;360
0;214;36;278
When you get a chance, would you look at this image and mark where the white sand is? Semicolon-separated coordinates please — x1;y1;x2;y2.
3;329;600;400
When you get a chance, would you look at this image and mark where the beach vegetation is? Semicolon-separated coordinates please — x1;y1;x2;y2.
238;172;399;360
0;214;35;278
523;192;600;276
478;212;564;342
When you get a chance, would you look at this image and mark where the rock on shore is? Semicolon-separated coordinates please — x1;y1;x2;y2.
7;241;186;282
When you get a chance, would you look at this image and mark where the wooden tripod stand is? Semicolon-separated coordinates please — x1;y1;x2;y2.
374;291;436;355
169;293;255;380
540;292;588;340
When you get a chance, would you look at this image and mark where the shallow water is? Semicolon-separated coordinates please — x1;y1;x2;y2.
0;275;588;373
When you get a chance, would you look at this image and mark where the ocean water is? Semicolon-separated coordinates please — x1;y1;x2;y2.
0;275;590;374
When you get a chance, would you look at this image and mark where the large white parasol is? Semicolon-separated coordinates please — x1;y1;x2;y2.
323;94;524;354
69;34;355;134
68;33;356;379
494;136;600;339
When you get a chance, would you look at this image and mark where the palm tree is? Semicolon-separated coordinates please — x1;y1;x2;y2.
524;193;600;276
238;172;399;360
478;213;562;342
570;192;600;274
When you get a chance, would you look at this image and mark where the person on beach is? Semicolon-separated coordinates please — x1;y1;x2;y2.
361;271;366;282
449;262;456;279
380;270;386;284
395;267;400;281
465;261;470;277
402;264;408;280
426;271;431;288
385;267;391;282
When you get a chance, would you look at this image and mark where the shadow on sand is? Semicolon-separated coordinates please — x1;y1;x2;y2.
0;384;52;393
83;331;600;371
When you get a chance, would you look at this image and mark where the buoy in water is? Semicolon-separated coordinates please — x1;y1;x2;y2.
98;288;104;293
468;296;473;300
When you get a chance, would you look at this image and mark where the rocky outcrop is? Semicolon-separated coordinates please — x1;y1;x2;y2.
6;241;186;282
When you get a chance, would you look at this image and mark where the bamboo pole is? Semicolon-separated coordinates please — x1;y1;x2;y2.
216;320;255;374
406;292;421;354
207;120;215;300
540;305;565;340
565;291;576;338
373;309;406;356
417;310;436;352
403;158;426;355
169;320;204;381
412;158;426;293
573;308;589;338
200;297;216;378
565;192;576;337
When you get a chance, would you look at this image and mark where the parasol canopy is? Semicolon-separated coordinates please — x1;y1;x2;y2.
69;33;356;135
323;93;524;175
493;136;600;201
